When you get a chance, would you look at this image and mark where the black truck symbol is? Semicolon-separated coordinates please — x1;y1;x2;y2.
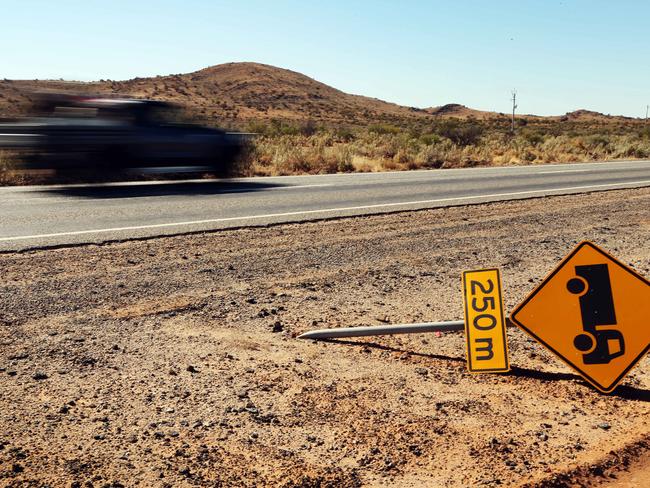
566;264;625;364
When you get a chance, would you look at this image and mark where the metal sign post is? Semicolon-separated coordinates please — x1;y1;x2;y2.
297;320;465;340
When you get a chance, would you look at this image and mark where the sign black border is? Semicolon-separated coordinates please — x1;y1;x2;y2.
510;241;650;393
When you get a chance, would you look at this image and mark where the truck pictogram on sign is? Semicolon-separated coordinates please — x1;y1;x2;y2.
568;264;625;365
511;241;650;393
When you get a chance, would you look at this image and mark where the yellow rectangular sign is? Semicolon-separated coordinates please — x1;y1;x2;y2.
462;269;510;373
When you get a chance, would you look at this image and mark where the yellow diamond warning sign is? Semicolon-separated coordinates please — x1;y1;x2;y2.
511;241;650;393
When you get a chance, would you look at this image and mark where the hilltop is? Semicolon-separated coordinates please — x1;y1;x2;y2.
0;63;424;125
0;62;639;126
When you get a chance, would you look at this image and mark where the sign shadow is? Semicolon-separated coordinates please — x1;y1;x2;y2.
321;338;649;402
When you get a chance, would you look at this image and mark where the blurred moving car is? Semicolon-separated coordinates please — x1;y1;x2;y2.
0;94;245;177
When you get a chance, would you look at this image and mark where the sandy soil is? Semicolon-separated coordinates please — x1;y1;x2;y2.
1;188;649;487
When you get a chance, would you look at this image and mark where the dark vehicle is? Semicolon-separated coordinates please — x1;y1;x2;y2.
0;94;245;177
567;264;625;364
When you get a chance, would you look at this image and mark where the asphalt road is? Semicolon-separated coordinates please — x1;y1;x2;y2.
1;160;650;251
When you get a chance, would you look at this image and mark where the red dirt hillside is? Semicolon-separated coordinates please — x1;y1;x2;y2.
0;63;427;125
0;62;640;125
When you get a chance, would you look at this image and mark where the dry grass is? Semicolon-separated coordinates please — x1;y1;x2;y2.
237;121;650;176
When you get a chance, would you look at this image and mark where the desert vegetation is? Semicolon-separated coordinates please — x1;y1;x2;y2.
234;118;650;176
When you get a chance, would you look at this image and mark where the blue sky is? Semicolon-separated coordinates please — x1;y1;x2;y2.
1;0;648;117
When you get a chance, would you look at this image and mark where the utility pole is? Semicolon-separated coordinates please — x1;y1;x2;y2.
646;104;648;122
511;90;518;133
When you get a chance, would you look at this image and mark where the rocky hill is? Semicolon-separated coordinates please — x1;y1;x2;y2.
0;63;640;126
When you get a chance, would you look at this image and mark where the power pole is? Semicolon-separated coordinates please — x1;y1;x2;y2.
511;90;518;133
646;104;648;122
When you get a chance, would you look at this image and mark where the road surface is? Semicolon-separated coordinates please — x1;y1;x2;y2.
1;160;649;251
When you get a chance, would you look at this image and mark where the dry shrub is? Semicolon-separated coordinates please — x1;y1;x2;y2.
235;121;650;177
381;158;403;171
392;149;410;165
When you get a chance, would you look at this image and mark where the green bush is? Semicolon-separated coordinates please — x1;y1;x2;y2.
368;123;401;135
521;130;544;146
433;120;484;146
586;135;610;148
419;133;443;145
334;126;355;142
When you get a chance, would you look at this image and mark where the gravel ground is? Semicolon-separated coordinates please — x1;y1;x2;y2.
1;188;649;487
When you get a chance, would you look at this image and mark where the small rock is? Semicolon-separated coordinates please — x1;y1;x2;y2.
272;321;283;333
236;389;249;399
415;368;429;376
409;444;422;456
163;407;175;414
78;356;97;367
11;448;27;460
597;422;611;430
358;455;370;466
32;372;48;380
8;352;29;360
186;365;199;373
